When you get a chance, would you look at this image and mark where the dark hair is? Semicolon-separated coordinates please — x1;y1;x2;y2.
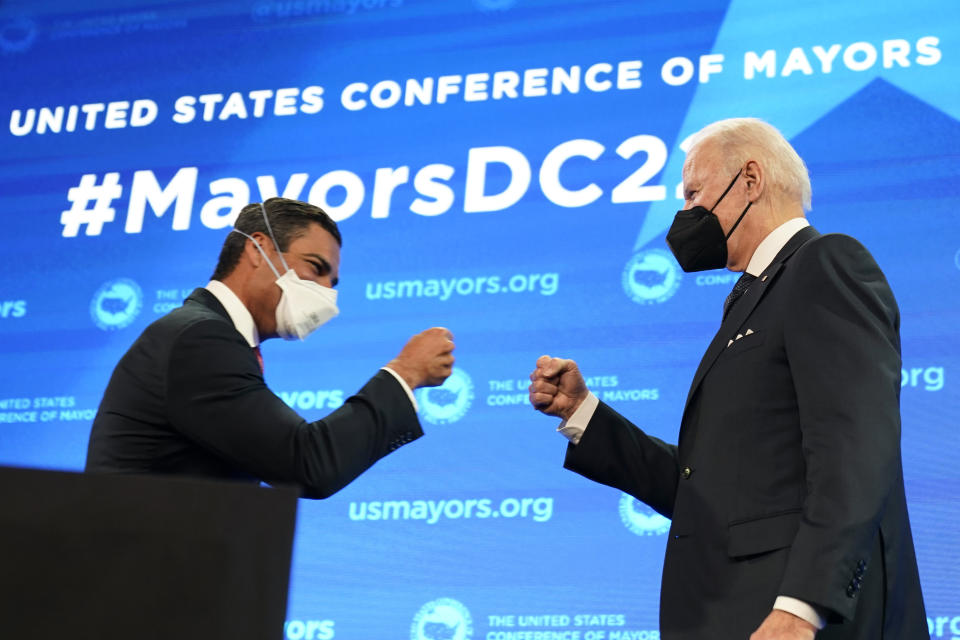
211;197;342;280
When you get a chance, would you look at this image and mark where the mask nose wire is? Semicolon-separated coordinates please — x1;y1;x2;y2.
259;202;291;273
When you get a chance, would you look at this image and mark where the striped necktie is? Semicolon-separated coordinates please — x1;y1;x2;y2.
723;272;757;320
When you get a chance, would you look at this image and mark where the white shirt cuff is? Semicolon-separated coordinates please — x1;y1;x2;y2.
381;367;418;412
556;392;599;445
773;596;827;630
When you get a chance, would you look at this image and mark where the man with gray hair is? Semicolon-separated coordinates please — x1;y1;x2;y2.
529;118;926;638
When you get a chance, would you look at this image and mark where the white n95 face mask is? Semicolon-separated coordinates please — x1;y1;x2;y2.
230;204;339;341
271;268;339;340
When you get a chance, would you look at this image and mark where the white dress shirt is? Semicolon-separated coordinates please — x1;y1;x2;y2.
206;280;260;347
204;281;418;410
557;218;825;630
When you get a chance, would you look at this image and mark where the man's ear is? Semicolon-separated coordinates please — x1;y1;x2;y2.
743;159;764;203
243;232;270;268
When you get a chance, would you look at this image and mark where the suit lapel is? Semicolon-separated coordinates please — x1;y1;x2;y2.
681;226;820;414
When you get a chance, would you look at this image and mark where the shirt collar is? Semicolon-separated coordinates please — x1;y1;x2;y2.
745;217;810;276
204;280;260;347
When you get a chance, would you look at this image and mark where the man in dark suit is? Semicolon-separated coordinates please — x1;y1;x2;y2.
86;197;455;498
528;119;926;639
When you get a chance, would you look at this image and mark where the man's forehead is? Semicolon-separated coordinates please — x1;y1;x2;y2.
683;140;718;181
295;225;340;253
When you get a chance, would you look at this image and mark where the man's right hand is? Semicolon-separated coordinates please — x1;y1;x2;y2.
528;355;589;421
387;327;455;389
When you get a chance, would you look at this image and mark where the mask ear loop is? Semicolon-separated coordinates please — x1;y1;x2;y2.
710;168;752;241
710;168;743;211
230;228;283;279
259;202;291;273
724;202;752;240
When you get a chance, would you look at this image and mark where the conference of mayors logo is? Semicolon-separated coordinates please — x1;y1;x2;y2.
622;249;681;305
619;493;670;536
415;367;474;425
411;598;473;640
90;278;143;330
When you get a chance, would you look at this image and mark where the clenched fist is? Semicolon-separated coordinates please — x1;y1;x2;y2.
528;355;589;421
387;327;455;389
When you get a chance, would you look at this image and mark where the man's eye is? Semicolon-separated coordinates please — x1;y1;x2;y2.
310;261;326;274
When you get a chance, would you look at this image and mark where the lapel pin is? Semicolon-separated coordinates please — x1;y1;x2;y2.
761;275;768;282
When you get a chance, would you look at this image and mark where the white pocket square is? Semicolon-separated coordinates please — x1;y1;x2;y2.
727;328;756;347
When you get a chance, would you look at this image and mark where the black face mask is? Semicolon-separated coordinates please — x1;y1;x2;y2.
666;168;752;272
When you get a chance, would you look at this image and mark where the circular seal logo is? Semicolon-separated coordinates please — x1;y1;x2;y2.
619;493;670;536
0;18;37;54
415;367;474;425
622;249;681;304
411;598;473;640
91;278;143;330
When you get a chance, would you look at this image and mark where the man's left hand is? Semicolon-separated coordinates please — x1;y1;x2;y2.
750;610;816;640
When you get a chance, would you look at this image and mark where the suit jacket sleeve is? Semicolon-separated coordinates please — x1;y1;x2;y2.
778;234;902;620
564;401;680;518
164;319;422;499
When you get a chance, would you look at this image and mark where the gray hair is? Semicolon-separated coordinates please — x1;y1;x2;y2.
690;118;812;211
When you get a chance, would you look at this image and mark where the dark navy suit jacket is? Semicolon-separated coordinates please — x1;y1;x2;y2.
86;288;421;498
565;228;926;639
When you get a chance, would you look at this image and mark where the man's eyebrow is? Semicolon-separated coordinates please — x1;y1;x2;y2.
304;253;331;270
304;253;338;287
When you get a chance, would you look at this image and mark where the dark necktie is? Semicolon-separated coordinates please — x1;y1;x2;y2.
723;272;757;319
252;345;264;374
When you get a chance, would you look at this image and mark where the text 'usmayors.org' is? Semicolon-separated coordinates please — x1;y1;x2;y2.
349;497;553;524
365;272;558;301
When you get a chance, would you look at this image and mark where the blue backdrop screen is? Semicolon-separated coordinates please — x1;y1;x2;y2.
1;1;958;638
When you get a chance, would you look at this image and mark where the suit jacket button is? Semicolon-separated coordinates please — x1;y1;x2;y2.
681;467;692;479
